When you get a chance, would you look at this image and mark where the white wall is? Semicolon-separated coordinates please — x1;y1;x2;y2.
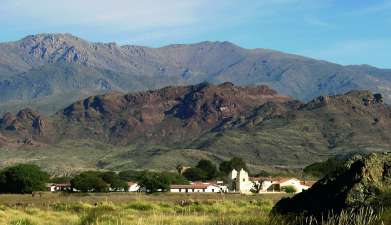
280;179;309;193
128;184;140;192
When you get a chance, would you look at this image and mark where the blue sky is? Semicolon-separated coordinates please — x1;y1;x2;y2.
0;0;390;68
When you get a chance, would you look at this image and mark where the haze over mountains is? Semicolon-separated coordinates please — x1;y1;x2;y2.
1;33;391;115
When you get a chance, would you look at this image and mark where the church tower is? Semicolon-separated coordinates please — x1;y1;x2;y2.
236;168;250;192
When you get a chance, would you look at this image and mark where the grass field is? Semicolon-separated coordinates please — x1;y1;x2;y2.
0;192;389;225
0;192;284;225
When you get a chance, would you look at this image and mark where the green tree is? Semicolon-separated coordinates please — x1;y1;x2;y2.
219;157;248;175
183;167;208;181
50;176;72;184
101;171;128;191
196;159;218;180
137;171;170;193
0;164;49;194
71;171;109;192
282;185;297;193
118;170;144;181
219;161;232;176
161;172;189;185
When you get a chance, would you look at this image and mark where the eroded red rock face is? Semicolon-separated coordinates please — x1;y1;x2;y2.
0;108;50;147
0;108;48;135
1;113;17;130
58;82;291;144
0;83;390;151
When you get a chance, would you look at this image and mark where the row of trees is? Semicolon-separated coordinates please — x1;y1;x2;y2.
65;170;189;193
0;164;191;194
0;157;248;194
70;171;127;192
182;157;248;181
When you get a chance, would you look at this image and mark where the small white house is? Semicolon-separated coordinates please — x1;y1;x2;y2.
259;178;314;193
127;182;140;192
47;183;72;192
170;182;222;193
279;178;307;192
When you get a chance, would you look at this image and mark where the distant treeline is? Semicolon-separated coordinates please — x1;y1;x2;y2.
0;157;249;194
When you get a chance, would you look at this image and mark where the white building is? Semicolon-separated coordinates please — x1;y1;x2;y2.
127;182;140;192
273;178;312;193
47;183;72;192
227;169;314;194
228;169;258;194
259;178;314;193
170;182;224;193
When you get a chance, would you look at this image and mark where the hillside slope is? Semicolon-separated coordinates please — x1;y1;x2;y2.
1;33;391;114
0;83;390;173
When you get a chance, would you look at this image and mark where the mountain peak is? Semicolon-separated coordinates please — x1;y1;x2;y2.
1;32;391;116
20;33;84;43
15;33;90;65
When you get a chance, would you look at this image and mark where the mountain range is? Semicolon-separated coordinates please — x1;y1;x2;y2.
1;33;391;115
0;82;390;174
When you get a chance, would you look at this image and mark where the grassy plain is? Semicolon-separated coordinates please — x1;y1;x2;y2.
0;192;283;225
0;192;389;225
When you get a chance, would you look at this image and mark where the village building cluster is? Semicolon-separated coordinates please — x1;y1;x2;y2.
228;168;314;194
47;168;315;194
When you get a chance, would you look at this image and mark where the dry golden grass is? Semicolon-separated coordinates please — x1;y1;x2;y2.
0;192;287;208
0;192;388;225
0;193;277;225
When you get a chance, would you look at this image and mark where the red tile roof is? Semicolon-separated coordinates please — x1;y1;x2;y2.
127;182;138;187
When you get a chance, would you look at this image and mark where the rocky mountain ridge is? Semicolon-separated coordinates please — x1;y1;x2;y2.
0;83;390;172
0;82;290;145
1;33;391;115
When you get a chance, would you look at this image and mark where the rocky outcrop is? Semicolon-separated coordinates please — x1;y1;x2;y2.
0;112;18;131
273;153;391;216
303;91;385;110
0;108;48;135
57;83;290;144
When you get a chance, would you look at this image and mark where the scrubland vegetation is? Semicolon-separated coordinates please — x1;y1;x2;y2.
0;193;389;225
